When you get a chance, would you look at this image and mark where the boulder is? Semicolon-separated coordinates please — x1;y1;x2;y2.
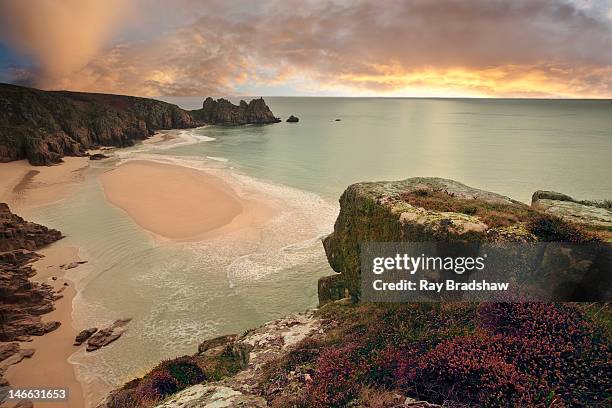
197;334;237;355
89;153;109;160
286;115;299;122
86;319;131;352
74;328;98;346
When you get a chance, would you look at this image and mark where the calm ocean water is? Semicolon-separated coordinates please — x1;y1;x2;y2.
28;97;611;404
165;97;612;203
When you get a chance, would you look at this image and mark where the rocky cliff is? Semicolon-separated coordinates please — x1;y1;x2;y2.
191;97;281;125
320;177;609;303
0;204;65;390
0;83;200;165
0;83;281;165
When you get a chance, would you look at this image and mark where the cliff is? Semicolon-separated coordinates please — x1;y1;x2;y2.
191;97;280;125
0;83;200;165
0;204;65;390
320;177;609;303
0;83;281;165
98;179;610;408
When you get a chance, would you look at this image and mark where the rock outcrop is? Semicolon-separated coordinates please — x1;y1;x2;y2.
191;97;280;125
85;319;131;352
0;204;64;389
74;328;98;346
286;115;299;123
320;177;609;303
0;203;63;252
0;83;201;165
532;190;612;239
152;312;319;408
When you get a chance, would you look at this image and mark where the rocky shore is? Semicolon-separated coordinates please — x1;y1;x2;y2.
0;203;64;391
0;83;281;165
96;178;611;408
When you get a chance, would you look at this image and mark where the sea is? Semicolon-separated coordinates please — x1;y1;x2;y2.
26;97;612;404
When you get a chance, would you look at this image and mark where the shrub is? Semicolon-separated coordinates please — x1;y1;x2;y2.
283;302;610;407
305;342;365;407
137;370;179;400
155;356;206;388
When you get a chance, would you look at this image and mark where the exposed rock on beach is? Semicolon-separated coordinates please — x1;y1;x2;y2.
0;203;65;389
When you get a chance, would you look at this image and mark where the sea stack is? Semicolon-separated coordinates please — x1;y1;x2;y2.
192;97;281;125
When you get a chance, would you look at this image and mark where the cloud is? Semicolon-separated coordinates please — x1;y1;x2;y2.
1;0;611;97
0;0;133;83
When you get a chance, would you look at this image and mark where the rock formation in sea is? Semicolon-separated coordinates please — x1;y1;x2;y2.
97;178;610;408
0;203;65;389
190;97;281;125
286;115;299;122
0;83;282;165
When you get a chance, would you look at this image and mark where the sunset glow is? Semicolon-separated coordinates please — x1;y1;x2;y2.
1;0;611;98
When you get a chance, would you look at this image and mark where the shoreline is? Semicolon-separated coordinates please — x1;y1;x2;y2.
1;158;91;408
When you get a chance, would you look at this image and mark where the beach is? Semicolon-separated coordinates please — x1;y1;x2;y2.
99;160;277;241
0;151;285;408
1;158;90;408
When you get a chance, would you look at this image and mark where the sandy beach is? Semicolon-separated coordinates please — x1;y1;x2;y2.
0;157;90;214
99;160;276;241
1;158;90;408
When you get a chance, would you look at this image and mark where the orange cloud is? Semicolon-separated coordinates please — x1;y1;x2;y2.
0;0;133;84
1;0;610;97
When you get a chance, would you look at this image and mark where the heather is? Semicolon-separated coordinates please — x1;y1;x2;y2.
104;348;245;408
260;302;611;407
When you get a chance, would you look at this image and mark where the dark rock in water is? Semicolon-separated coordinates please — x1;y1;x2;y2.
191;97;281;125
89;153;109;160
335;118;342;121
0;83;201;165
74;328;98;346
286;115;299;123
86;319;131;352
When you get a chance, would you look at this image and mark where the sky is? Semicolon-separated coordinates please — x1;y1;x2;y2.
0;0;611;98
